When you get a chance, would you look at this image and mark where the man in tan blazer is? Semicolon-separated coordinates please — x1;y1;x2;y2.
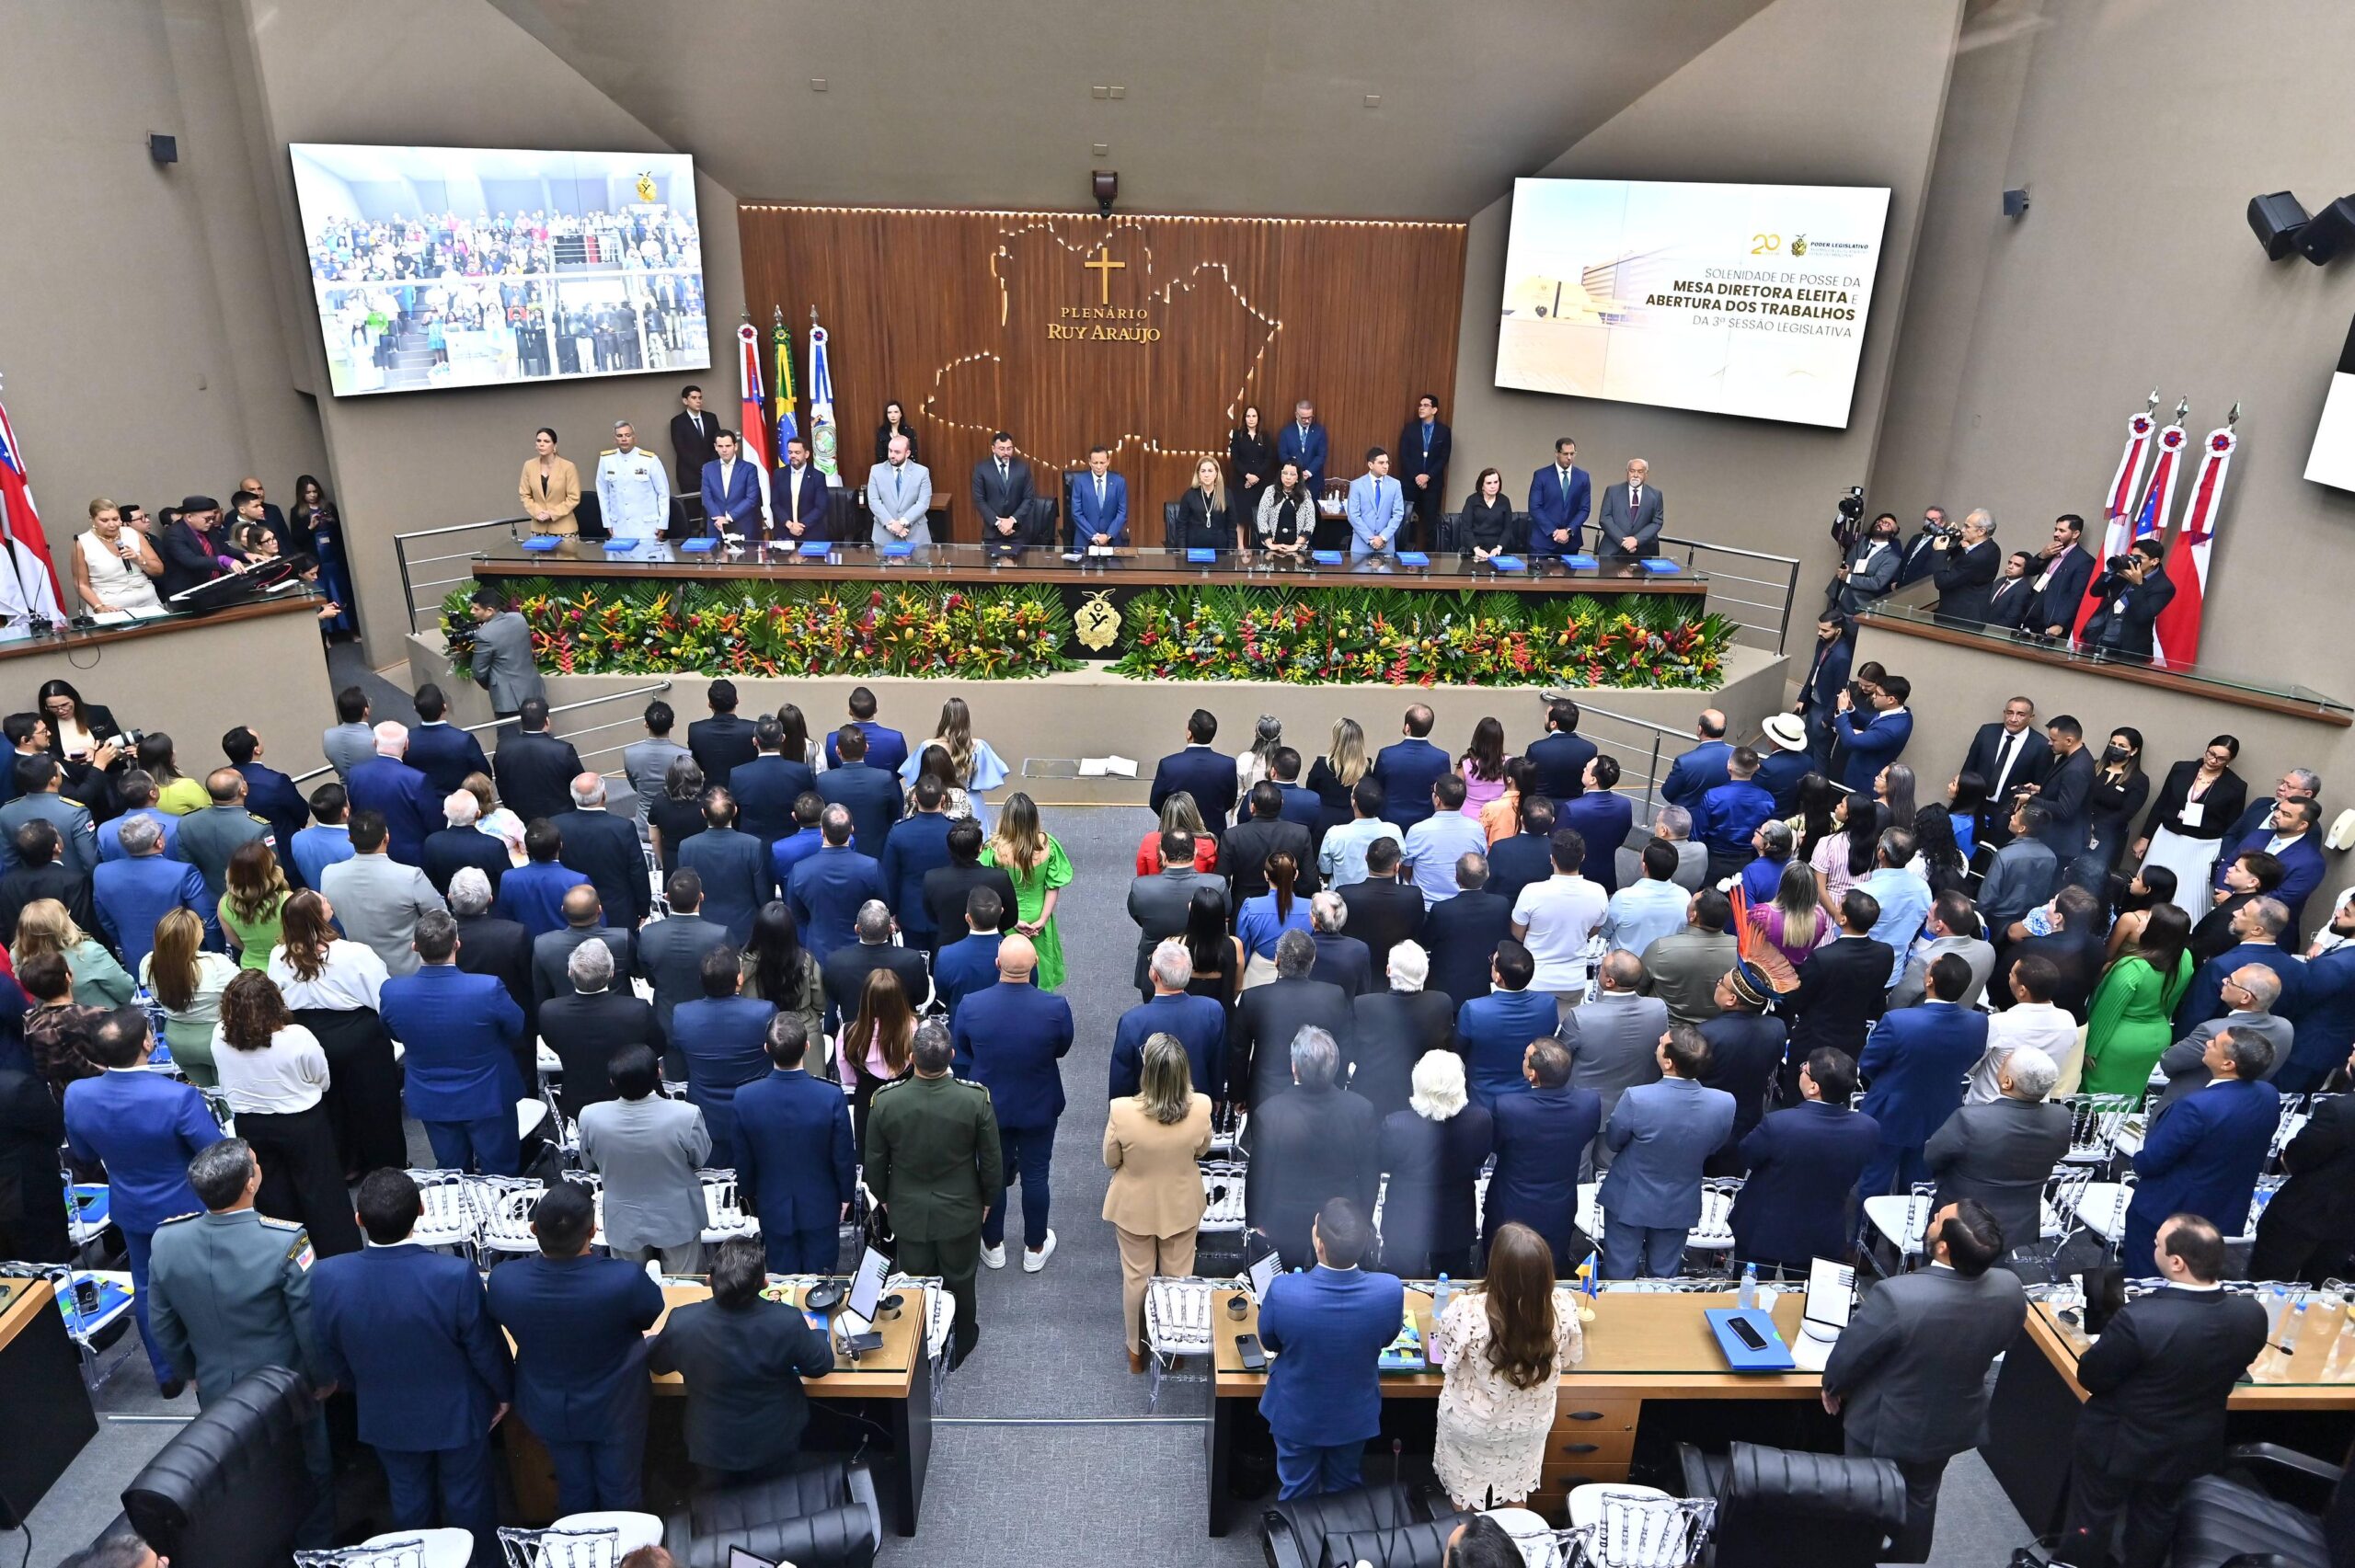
520;428;582;535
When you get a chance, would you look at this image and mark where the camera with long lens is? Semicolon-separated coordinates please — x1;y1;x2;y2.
1831;486;1867;549
2104;552;2138;573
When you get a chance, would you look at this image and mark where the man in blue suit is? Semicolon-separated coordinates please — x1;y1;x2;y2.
1345;448;1404;558
771;794;827;891
1276;399;1328;491
1269;748;1324;835
223;727;310;867
1856;955;1990;1199
2282;893;2355;1091
348;724;440;867
729;719;818;861
1525;698;1594;801
951;934;1074;1270
671;952;776;1169
1455;938;1558;1106
312;1171;513;1557
788;804;885;964
1526;437;1591;558
1658;711;1732;809
98;772;185;864
2121;1028;2283;1265
699;429;766;538
378;911;527;1174
734;1017;856;1274
772;437;831;543
1149;709;1238;835
1485;1038;1602;1267
485;1181;666;1516
1796;618;1855;767
400;687;491;797
1111;944;1225;1097
2211;797;2326;944
287;781;352;890
880;776;958;949
494;818;594;940
62;1010;220;1393
822;688;910;776
1559;757;1635;893
553;773;653;930
934;886;1013;1019
1729;1047;1880;1274
816;725;901;859
1373;705;1450;834
93;815;215;969
1833;677;1914;795
1257;1196;1401;1499
679;790;772;944
1597;1025;1736;1278
2177;897;2303;1031
1069;445;1129;546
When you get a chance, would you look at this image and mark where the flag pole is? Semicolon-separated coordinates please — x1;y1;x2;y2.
0;371;58;635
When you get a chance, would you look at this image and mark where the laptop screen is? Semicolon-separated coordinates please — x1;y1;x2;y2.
1804;1257;1855;1333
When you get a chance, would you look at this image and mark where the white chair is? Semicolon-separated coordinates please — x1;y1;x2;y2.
475;1178;549;1256
1199;1161;1247;1236
1686;1180;1741;1254
2062;1093;2140;1165
2074;1178;2136;1253
2271;1098;2314;1165
517;1098;549;1148
339;1529;473;1568
496;1526;618;1568
548;1514;661;1558
1574;1181;1602;1242
697;1173;759;1244
1862;1184;1937;1268
2233;1175;2288;1245
1564;1486;1712;1568
64;1181;111;1253
1483;1506;1568;1567
406;1170;480;1257
1142;1275;1222;1413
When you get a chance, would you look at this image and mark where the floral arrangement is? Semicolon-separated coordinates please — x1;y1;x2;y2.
1107;586;1732;689
444;578;1078;681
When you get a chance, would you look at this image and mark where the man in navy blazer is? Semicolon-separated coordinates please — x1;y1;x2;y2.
1150;710;1239;835
1658;712;1732;809
553;773;652;929
1373;705;1450;833
62;1012;220;1392
1526;438;1591;558
378;912;527;1175
1068;446;1129;546
2121;1029;2282;1264
1856;955;1990;1199
485;1181;665;1516
313;1171;513;1553
401;687;491;797
729;720;819;858
1111;948;1226;1097
772;438;832;543
1833;679;1915;795
1485;1038;1602;1267
1397;395;1451;551
2177;898;2303;1031
821;688;910;775
1526;699;1594;801
224;728;311;867
1455;938;1559;1106
2211;798;2326;942
1257;1197;1401;1498
1597;1026;1736;1277
1729;1047;1879;1273
680;794;773;944
816;726;902;859
733;1018;856;1274
879;778;958;949
950;935;1074;1267
1558;759;1634;893
788;805;886;964
699;431;766;538
347;724;440;866
934;887;1014;1018
1276;400;1329;491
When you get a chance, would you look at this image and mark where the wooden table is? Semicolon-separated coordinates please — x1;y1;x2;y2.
0;1276;98;1527
1206;1286;1825;1534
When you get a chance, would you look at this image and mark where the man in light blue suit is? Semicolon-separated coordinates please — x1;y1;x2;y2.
1345;448;1404;558
867;434;934;547
1068;445;1129;547
1855;954;1990;1199
1526;437;1591;558
698;429;767;540
1597;1024;1735;1278
1276;399;1328;491
1257;1197;1401;1499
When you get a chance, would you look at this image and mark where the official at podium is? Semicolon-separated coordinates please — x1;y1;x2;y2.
699;430;766;541
867;436;934;547
1173;459;1240;553
971;430;1042;548
1069;447;1128;547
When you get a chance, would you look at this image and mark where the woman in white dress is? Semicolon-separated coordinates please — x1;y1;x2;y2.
897;697;1008;829
72;498;166;614
1431;1220;1583;1511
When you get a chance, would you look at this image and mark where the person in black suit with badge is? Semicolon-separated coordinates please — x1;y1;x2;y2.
491;700;585;827
2061;1214;2269;1568
971;430;1042;551
669;384;720;491
1961;696;2048;850
1150;710;1239;839
686;679;757;789
1525;700;1594;803
1396;395;1451;553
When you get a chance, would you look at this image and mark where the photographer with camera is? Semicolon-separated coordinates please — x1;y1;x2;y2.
1929;508;2000;628
2080;537;2175;665
1823;510;1902;621
1895;506;1951;588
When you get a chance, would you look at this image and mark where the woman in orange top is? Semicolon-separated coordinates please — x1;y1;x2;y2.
518;427;582;535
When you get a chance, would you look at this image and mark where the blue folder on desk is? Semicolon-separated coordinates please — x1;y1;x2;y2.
677;537;718;555
880;542;915;558
798;542;833;557
1563;554;1599;570
1187;548;1218;564
1488;555;1526;573
1312;551;1344;566
1640;557;1683;574
1704;1308;1797;1371
1396;552;1430;567
601;538;641;555
520;535;562;553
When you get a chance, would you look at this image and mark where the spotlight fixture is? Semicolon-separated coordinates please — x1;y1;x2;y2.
2001;187;2029;218
1092;169;1118;220
2248;191;2311;260
2296;195;2355;267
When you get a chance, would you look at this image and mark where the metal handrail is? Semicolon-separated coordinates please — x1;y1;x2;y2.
1658;532;1806;655
454;681;672;737
392;518;523;634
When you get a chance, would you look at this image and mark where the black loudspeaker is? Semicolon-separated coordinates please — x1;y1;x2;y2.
2296;195;2355;266
148;133;178;165
2249;191;2308;259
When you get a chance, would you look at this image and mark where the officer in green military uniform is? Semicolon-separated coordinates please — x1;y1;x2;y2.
146;1138;334;1544
865;1021;1001;1368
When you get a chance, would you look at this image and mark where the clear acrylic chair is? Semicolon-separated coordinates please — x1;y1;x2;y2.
1565;1489;1715;1568
1142;1275;1223;1413
405;1170;481;1259
2061;1093;2141;1164
496;1525;623;1568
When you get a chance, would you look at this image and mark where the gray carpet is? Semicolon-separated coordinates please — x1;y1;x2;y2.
13;800;2032;1566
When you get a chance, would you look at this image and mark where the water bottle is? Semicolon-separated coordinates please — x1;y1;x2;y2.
1739;1262;1759;1311
2280;1299;2310;1357
1429;1275;1453;1367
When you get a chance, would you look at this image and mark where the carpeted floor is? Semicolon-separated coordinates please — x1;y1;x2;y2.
14;799;2033;1567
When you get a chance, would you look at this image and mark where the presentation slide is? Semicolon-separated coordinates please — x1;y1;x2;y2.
2306;312;2355;493
1495;177;1891;429
289;144;708;398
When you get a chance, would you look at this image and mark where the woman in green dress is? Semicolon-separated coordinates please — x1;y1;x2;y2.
2081;902;2195;1097
217;840;290;970
982;792;1074;990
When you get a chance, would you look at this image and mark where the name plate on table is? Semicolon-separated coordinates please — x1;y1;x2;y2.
601;538;641;555
520;535;562;553
1396;552;1430;568
677;537;718;555
880;542;915;558
1311;550;1344;566
1639;557;1683;573
798;542;833;557
1563;554;1599;569
1487;555;1527;573
1187;548;1219;564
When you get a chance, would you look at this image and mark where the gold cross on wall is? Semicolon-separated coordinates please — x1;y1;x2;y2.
1085;245;1126;304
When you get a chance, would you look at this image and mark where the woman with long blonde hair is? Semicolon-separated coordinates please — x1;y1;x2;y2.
898;696;1010;830
1174;455;1239;555
140;906;238;1087
1102;1032;1213;1370
1431;1219;1582;1509
218;839;291;969
14;898;134;1006
1307;716;1369;835
982;792;1074;989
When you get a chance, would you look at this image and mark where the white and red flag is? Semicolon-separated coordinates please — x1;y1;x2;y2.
0;391;66;624
2153;409;2239;670
2077;404;2186;641
736;320;771;471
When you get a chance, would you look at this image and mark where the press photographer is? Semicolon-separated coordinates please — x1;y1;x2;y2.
1928;507;2000;628
2079;537;2175;664
1822;509;1902;620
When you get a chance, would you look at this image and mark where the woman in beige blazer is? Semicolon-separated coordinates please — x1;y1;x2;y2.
519;427;582;535
1102;1032;1213;1371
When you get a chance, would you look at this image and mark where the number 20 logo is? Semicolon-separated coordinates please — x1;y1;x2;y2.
1750;234;1782;256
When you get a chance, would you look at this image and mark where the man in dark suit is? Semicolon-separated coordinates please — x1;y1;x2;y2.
699;430;765;540
1372;706;1450;834
971;429;1044;550
2121;1028;2281;1265
815;725;901;860
448;868;533;1031
1257;1197;1399;1498
729;718;817;859
1980;550;2039;633
879;776;958;950
1485;1037;1601;1266
1338;837;1424;979
1308;891;1375;999
1525;699;1594;801
492;700;585;826
153;495;246;599
1821;1199;2028;1562
734;1018;856;1274
311;1172;513;1556
679;791;772;944
634;870;730;1045
1112;945;1226;1099
1346;944;1450;1121
2026;512;2097;639
1728;1047;1879;1274
1782;891;1895;1066
1490;795;1559;910
1959;695;2048;843
1924;1043;2071;1255
1244;1030;1381;1271
1795;617;1855;767
788;804;885;965
2019;715;2096;867
822;899;930;1016
1659;710;1732;809
1268;748;1325;837
2210;796;2326;941
421;792;511;898
1893;508;1947;589
1455;937;1559;1108
1697;964;1788;1173
2250;1043;2355;1281
223;727;310;865
348;726;440;866
1230;929;1353;1110
2080;539;2176;664
823;688;910;775
934;887;1014;1020
1825;513;1902;619
1276;399;1328;492
1421;851;1513;1010
1928;508;2000;626
531;886;633;1009
648;1237;837;1487
553;773;652;930
486;1182;666;1516
923;820;1019;956
536;936;653;1118
403;686;491;797
1526;436;1591;558
951;934;1074;1267
1596;457;1663;557
2176;897;2303;1031
1149;710;1238;835
2062;1215;2271;1568
771;436;831;543
669;385;721;488
1223;783;1317;907
1558;759;1634;893
1396;395;1451;551
686;680;757;788
1126;828;1225;998
379;912;529;1174
1856;955;1990;1198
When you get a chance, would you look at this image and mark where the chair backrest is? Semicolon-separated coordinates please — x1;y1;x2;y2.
2063;1093;2137;1159
294;1541;432;1568
499;1526;623;1568
1589;1494;1712;1568
1162;500;1182;548
1260;1482;1430;1568
1706;1442;1906;1568
122;1367;319;1568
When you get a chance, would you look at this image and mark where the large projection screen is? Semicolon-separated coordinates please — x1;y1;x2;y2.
1494;177;1891;429
289;144;708;398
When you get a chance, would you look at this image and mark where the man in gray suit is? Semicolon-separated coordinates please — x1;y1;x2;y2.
1637;889;1740;1029
2151;965;2293;1116
1595;1024;1734;1278
579;1043;710;1273
622;700;691;840
320;809;445;977
466;588;546;721
533;885;633;1008
1125;828;1225;1000
1558;949;1668;1173
1596;457;1663;557
867;434;934;547
1821;1199;2028;1562
1924;1045;2071;1255
636;870;732;1047
1615;806;1706;894
1889;892;1997;1010
323;686;375;781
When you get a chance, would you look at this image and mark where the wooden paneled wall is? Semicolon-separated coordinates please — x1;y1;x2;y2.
740;205;1466;528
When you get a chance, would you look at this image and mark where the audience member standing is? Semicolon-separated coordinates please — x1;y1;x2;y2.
1783;891;1894;1066
321;811;445;978
1856;955;1990;1198
2082;903;2194;1095
1102;1033;1213;1372
1421;852;1513;1010
669;945;775;1168
211;970;361;1255
734;1017;856;1276
953;933;1074;1271
1697;965;1787;1174
1485;1039;1601;1269
580;1044;711;1273
685;679;756;787
1244;1027;1381;1269
1597;1025;1734;1278
2120;1027;2280;1265
984;794;1074;990
1376;1051;1493;1278
2248;1043;2355;1282
648;1237;837;1490
867;1023;1001;1367
1557;950;1668;1166
379;910;526;1175
1373;706;1451;833
346;726;439;867
1455;939;1559;1107
1318;780;1403;889
1432;1221;1582;1512
1111;943;1226;1099
1511;828;1605;1017
1257;1199;1401;1500
1728;1048;1878;1276
1150;710;1240;834
1924;1045;2070;1254
1638;889;1740;1029
682;790;773;944
1349;940;1450;1121
1405;774;1486;907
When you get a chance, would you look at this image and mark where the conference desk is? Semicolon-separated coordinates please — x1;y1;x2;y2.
1206;1285;1830;1534
0;1276;98;1527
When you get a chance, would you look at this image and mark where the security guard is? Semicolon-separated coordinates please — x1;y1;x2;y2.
146;1137;334;1544
865;1021;1001;1368
595;419;672;541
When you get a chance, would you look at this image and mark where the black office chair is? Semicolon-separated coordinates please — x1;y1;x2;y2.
1262;1482;1468;1568
1162;500;1183;549
573;490;606;540
118;1366;320;1568
661;1456;881;1568
1434;511;1461;554
1677;1441;1907;1568
827;487;859;541
2169;1443;2345;1568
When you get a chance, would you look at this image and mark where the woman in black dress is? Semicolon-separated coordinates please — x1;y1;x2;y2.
2082;726;2152;890
1458;467;1516;560
2132;734;2246;913
1183;887;1240;1013
1173;458;1240;554
1228;405;1274;522
1305;717;1369;839
873;400;917;464
648;759;708;878
1255;461;1313;562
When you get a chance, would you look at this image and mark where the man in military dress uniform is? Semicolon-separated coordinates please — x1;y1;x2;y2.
145;1138;334;1544
596;421;672;543
865;1021;1001;1368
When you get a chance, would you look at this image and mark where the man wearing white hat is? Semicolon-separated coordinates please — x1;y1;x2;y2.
1755;714;1815;815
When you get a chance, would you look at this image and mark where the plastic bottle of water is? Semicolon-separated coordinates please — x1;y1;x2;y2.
1739;1262;1759;1311
1428;1275;1452;1367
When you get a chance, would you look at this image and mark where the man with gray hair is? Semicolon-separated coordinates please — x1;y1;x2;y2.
554;771;652;930
1110;939;1224;1099
822;897;928;1018
1419;849;1514;1010
345;720;438;868
1618;803;1706;893
1925;1044;2071;1253
2121;1027;2283;1265
1230;926;1353;1111
2154;965;2292;1116
2177;895;2303;1031
92;811;213;969
1241;1025;1381;1268
421;787;511;898
532;884;632;1009
1932;506;2001;627
1349;939;1451;1120
538;931;654;1116
1307;888;1373;998
445;864;533;1039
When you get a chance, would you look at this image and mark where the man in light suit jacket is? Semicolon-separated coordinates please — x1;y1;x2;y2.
698;429;767;540
1397;395;1451;551
1125;829;1225;998
1824;512;1901;619
622;701;690;839
1345;448;1404;558
1558;950;1668;1172
465;589;546;719
1821;1199;2027;1562
1888;893;1997;1010
1856;955;1990;1199
1276;400;1328;491
2153;966;2293;1115
321;811;447;978
867;435;934;546
1596;1025;1734;1277
2120;1029;2281;1265
1596;458;1663;557
971;430;1041;549
1526;438;1592;558
1068;445;1128;546
1257;1198;1401;1499
580;1043;712;1272
1924;1044;2071;1255
771;436;832;543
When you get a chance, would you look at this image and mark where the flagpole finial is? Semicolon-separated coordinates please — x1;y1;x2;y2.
2171;397;2188;423
2145;389;2160;411
810;304;819;325
2228;401;2243;427
772;305;784;326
